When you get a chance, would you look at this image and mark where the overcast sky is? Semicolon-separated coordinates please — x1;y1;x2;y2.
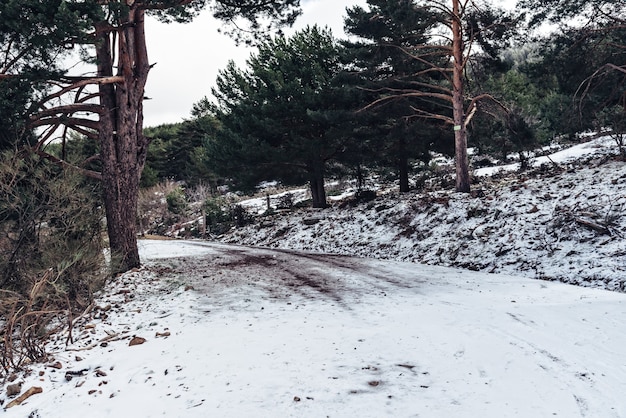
141;0;367;127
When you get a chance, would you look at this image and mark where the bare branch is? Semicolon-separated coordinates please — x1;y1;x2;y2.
37;76;124;108
466;93;508;115
31;104;104;120
576;63;626;110
359;88;453;113
29;116;100;131
33;149;102;181
410;105;454;124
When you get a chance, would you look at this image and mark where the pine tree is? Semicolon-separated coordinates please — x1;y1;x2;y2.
343;0;452;192
210;26;351;208
1;0;300;273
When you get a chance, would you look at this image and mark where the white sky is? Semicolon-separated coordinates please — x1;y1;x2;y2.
142;0;367;127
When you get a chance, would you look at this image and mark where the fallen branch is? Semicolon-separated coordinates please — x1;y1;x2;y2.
65;332;125;352
575;217;611;235
66;302;95;346
4;386;43;409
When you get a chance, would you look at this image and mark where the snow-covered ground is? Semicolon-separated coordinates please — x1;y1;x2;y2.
223;135;626;292
2;136;626;417
2;240;626;417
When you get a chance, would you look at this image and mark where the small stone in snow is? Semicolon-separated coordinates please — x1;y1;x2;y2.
48;361;63;369
129;336;146;346
6;382;22;397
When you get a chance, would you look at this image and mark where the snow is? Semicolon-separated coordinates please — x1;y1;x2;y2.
474;136;616;176
3;136;626;417
2;240;626;417
221;135;626;292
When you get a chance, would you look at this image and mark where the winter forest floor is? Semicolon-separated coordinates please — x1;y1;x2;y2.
1;136;626;417
221;135;626;292
2;240;625;417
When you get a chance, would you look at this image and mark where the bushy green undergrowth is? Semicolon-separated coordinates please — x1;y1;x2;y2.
0;150;106;371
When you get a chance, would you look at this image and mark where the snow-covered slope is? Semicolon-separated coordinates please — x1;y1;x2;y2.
221;136;626;292
2;240;625;417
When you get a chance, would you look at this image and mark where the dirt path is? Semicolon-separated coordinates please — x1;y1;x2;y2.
142;241;419;307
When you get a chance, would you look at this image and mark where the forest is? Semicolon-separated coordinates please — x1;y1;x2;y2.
0;0;624;371
140;0;624;204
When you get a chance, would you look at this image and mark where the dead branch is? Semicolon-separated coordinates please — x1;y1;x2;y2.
575;217;611;235
31;104;104;120
576;63;626;109
410;106;454;124
5;386;43;409
33;149;103;181
38;75;124;106
359;89;453;112
28;116;100;131
65;332;124;352
66;302;95;346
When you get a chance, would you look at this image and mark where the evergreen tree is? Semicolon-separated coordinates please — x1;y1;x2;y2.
519;0;626;138
343;0;517;193
143;116;221;187
343;0;452;192
209;26;350;208
0;0;301;273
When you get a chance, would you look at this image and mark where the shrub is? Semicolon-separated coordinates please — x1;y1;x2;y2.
166;186;188;216
204;197;252;235
0;150;106;371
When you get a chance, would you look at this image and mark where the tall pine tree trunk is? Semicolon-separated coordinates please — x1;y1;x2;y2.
398;156;409;193
308;162;327;208
95;7;150;274
398;136;409;193
452;0;470;193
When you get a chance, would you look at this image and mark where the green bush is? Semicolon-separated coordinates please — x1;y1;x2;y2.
204;197;252;235
0;149;106;370
166;186;188;215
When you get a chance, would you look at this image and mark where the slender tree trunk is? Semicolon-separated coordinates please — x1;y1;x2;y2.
451;0;471;193
355;163;364;194
95;7;150;274
398;137;409;193
308;162;327;208
398;156;409;193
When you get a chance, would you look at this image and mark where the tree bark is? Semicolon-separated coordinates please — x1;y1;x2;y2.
451;0;471;193
95;7;150;274
308;163;327;208
398;156;410;193
398;136;409;193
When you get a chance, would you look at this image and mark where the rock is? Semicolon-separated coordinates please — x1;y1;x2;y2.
48;361;63;369
129;336;146;346
6;382;22;397
65;369;89;381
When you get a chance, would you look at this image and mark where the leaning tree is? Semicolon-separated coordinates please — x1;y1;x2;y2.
0;0;300;274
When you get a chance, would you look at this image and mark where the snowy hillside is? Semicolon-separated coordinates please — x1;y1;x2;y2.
221;136;626;292
2;136;626;418
1;240;625;417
